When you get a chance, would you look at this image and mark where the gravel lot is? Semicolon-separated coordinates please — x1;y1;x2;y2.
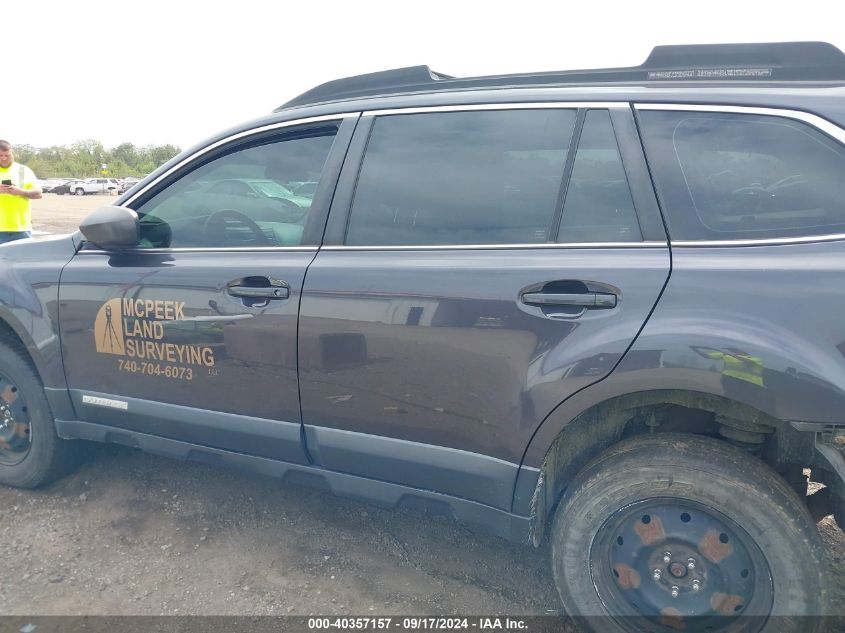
2;192;842;619
0;444;561;616
30;190;111;234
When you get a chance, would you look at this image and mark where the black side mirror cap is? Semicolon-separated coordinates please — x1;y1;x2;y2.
79;206;140;250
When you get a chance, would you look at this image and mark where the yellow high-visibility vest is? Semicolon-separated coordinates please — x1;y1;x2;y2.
707;351;765;387
0;162;37;231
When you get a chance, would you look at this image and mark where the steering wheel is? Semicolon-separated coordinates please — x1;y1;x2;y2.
202;209;269;245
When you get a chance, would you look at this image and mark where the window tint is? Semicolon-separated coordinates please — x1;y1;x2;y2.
134;128;337;248
639;110;845;240
345;109;577;246
558;110;640;242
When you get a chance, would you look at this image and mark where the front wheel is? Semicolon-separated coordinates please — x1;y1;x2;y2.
0;338;80;488
74;188;85;196
550;433;829;632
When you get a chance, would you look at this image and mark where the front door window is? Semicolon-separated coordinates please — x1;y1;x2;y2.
134;130;337;248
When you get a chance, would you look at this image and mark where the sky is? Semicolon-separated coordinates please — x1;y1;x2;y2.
8;0;845;150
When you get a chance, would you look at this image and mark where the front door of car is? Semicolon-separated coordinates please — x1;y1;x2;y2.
297;106;670;509
58;116;357;462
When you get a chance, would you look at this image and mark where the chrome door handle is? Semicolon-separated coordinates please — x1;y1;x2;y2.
521;292;617;309
227;285;289;299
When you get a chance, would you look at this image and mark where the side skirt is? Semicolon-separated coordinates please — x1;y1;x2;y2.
55;419;532;544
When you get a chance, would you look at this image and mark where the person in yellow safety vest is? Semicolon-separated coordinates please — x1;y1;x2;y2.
0;140;42;244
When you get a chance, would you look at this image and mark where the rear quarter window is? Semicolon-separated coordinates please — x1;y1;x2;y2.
638;110;845;241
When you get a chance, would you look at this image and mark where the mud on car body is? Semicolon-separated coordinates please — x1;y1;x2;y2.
1;42;845;632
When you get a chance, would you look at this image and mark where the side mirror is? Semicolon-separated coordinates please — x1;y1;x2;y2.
79;206;140;249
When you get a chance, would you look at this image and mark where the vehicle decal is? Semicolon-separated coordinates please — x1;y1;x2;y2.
93;298;215;381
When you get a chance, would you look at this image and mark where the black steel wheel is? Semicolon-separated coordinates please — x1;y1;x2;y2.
550;433;829;633
591;499;773;631
0;338;80;488
0;374;33;466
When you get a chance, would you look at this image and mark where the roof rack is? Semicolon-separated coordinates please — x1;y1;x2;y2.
279;41;845;110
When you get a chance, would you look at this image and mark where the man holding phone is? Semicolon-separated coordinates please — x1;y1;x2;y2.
0;139;42;244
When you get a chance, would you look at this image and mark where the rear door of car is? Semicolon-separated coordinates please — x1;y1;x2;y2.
628;103;845;423
58;114;358;462
297;103;670;510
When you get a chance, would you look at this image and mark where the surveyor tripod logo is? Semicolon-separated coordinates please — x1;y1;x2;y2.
94;298;125;355
92;297;216;368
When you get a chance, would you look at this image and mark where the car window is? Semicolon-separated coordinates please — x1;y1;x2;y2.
639;110;845;240
345;109;577;246
558;110;641;242
133;128;337;248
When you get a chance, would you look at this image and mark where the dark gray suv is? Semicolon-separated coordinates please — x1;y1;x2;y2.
1;41;844;631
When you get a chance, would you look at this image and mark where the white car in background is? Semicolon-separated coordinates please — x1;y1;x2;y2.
68;178;120;195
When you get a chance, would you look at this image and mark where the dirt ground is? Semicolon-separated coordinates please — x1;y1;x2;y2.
0;444;562;616
2;192;843;619
30;190;112;234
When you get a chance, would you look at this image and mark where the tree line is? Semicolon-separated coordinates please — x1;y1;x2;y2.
13;140;181;179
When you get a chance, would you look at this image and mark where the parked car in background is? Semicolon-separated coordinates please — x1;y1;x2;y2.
118;178;142;194
66;178;120;196
163;178;314;228
204;178;312;208
51;179;85;195
38;178;72;193
291;180;318;197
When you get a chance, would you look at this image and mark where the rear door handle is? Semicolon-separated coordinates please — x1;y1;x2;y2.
227;283;290;300
521;292;617;309
226;277;290;299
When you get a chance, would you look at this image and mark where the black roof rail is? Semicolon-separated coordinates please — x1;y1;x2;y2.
641;41;845;80
278;42;845;110
280;66;454;110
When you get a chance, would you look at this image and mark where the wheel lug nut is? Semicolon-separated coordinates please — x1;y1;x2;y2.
692;580;701;592
653;569;662;581
671;586;680;598
687;558;696;570
663;551;672;563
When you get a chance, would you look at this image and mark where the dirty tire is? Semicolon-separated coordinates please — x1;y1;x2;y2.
0;338;79;488
550;433;829;633
834;493;845;533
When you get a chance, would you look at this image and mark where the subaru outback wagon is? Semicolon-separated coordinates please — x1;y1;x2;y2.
1;42;844;632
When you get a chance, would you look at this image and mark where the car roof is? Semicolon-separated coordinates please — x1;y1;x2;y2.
138;42;845;199
280;42;845;110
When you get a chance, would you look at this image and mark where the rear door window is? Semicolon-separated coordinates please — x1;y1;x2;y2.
638;110;845;240
557;110;641;242
345;109;577;246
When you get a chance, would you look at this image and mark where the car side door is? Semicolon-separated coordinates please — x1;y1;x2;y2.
297;104;670;511
58;115;358;462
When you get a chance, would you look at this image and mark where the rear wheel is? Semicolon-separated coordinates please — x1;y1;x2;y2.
550;433;829;632
833;491;845;532
0;339;79;488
